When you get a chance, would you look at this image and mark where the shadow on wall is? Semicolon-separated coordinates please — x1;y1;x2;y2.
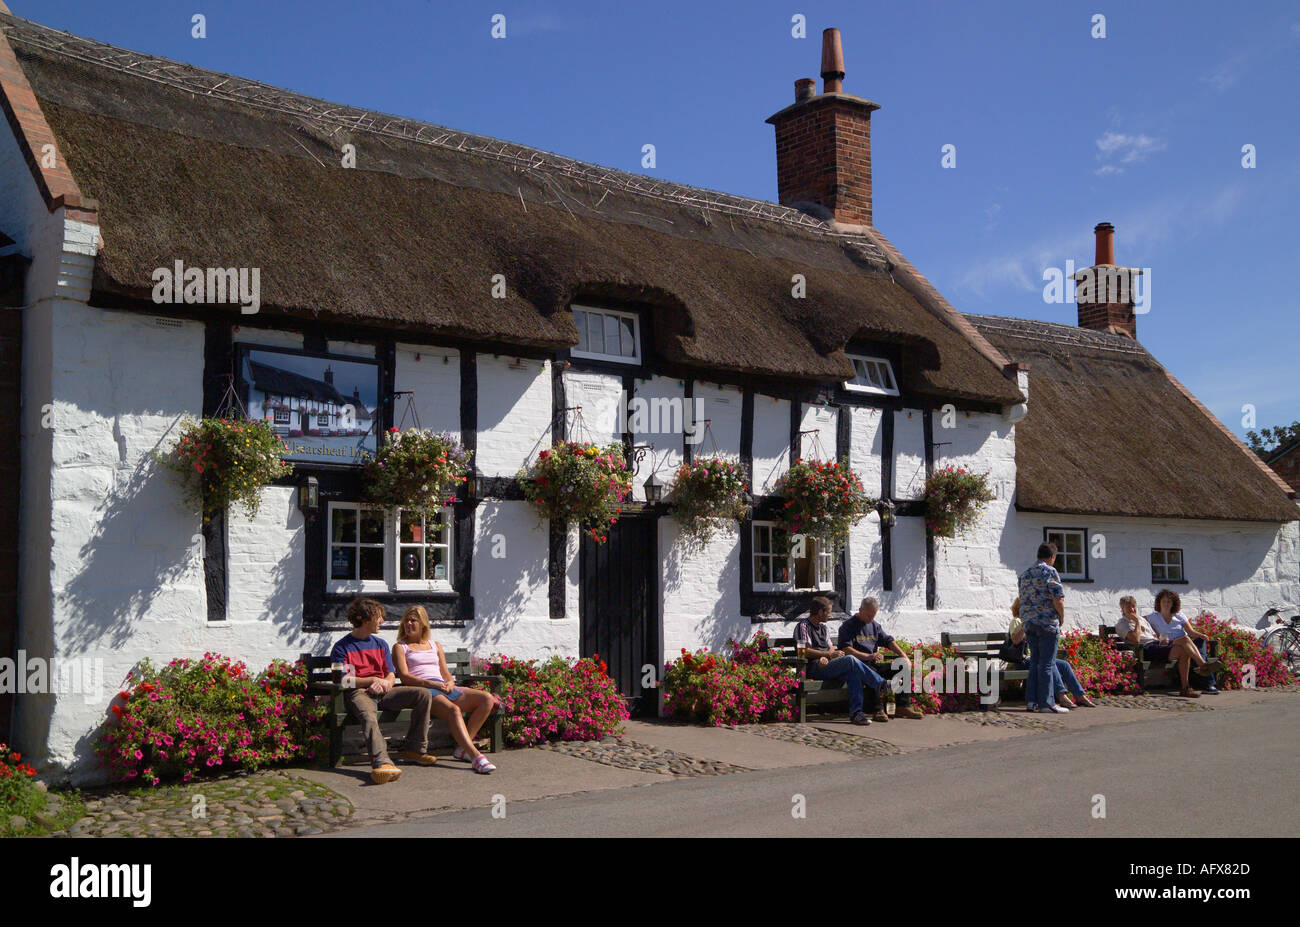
59;447;198;653
661;535;749;653
466;504;548;653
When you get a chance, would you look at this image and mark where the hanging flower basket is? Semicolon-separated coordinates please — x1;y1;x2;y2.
158;417;294;521
519;442;631;543
773;458;874;553
924;466;995;539
364;428;473;521
667;456;751;551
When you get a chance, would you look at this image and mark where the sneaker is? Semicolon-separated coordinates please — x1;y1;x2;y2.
850;711;872;726
370;764;403;784
897;705;925;720
400;750;438;766
1201;686;1221;695
452;746;468;761
472;755;496;774
1039;704;1069;714
871;710;890;723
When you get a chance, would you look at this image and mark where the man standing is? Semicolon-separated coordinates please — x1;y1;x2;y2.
794;596;885;726
838;596;924;721
1017;543;1068;714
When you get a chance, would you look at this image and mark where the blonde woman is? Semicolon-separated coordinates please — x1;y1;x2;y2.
392;606;498;774
1008;597;1095;710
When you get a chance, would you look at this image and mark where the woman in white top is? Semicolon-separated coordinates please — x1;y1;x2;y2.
1139;590;1216;698
392;605;498;773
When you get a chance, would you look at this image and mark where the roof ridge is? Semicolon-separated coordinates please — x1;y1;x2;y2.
967;313;1149;356
0;10;889;254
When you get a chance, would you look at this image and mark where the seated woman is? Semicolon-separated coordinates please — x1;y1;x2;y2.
1135;591;1219;698
392;605;499;774
1007;597;1096;711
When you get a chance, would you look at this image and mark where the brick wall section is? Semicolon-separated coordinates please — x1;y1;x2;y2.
1267;447;1300;493
768;94;877;226
0;8;97;222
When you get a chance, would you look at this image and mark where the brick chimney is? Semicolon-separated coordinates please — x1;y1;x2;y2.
766;28;881;227
1073;222;1141;340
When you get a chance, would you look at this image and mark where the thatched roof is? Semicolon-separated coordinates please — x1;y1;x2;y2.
0;12;1022;403
970;315;1298;522
246;360;349;406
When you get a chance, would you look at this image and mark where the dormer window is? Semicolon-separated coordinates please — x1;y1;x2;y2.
572;305;641;364
844;354;898;396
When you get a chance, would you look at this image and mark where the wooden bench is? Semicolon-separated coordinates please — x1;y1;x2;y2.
765;637;849;723
1099;625;1219;692
940;631;1026;710
301;651;504;766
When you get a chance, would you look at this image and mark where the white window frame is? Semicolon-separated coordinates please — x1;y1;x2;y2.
1151;548;1185;583
394;508;455;592
326;502;455;595
751;521;835;593
571;305;642;364
1044;528;1087;581
272;408;291;424
844;354;899;396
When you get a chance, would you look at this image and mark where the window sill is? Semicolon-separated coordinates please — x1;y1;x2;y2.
1061;578;1093;584
1151;580;1189;585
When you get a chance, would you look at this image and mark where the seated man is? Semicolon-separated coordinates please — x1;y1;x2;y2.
837;596;923;721
795;596;885;726
1145;590;1221;695
1115;594;1214;698
330;597;436;783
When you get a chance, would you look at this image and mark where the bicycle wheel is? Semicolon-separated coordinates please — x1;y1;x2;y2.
1265;628;1300;672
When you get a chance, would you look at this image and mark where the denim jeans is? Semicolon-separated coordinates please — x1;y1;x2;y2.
1025;625;1059;709
863;657;913;711
1191;638;1217;689
809;655;885;717
1025;657;1084;705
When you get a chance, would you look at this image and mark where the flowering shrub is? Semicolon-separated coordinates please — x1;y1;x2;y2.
94;653;327;785
773;458;873;553
520;442;632;543
364;427;473;520
923;466;995;538
1060;630;1141;695
887;640;985;713
471;654;629;746
668;456;750;550
1196;612;1294;688
662;632;799;725
0;742;42;834
158;417;293;521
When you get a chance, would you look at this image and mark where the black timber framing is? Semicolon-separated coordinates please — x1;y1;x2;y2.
548;360;568;619
923;406;936;610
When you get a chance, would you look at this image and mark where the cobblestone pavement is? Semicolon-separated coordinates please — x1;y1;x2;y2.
736;723;903;757
58;769;353;838
1092;694;1215;711
950;710;1064;729
537;736;748;776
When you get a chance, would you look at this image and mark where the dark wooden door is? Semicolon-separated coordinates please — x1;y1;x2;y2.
579;515;658;716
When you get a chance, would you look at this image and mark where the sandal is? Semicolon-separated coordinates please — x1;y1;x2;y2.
472;755;496;774
1178;688;1201;699
1075;696;1097;707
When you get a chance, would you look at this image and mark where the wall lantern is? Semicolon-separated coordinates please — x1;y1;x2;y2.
875;498;897;529
643;471;664;504
298;475;319;517
464;466;482;500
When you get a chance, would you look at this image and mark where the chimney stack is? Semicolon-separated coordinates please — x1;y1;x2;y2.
1074;221;1140;340
766;27;881;227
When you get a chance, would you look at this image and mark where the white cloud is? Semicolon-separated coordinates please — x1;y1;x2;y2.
1095;131;1167;164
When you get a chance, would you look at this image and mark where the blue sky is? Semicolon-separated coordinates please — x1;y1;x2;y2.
20;0;1300;443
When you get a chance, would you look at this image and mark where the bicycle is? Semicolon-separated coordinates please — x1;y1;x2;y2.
1262;608;1300;673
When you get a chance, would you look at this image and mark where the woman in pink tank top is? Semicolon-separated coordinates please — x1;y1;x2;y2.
392;605;499;773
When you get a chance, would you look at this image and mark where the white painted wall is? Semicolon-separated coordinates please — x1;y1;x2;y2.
476;356;552;478
752;394;790;494
393;343;459;437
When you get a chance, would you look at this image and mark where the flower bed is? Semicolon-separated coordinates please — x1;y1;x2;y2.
923;466;995;539
773;458;873;552
158;417;294;521
887;640;986;713
0;742;42;835
364;427;473;520
520;442;632;543
1196;612;1294;688
662;633;799;725
94;654;327;785
471;655;629;746
667;456;750;550
1060;630;1141;695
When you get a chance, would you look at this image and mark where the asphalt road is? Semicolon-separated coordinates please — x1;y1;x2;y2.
335;698;1299;837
